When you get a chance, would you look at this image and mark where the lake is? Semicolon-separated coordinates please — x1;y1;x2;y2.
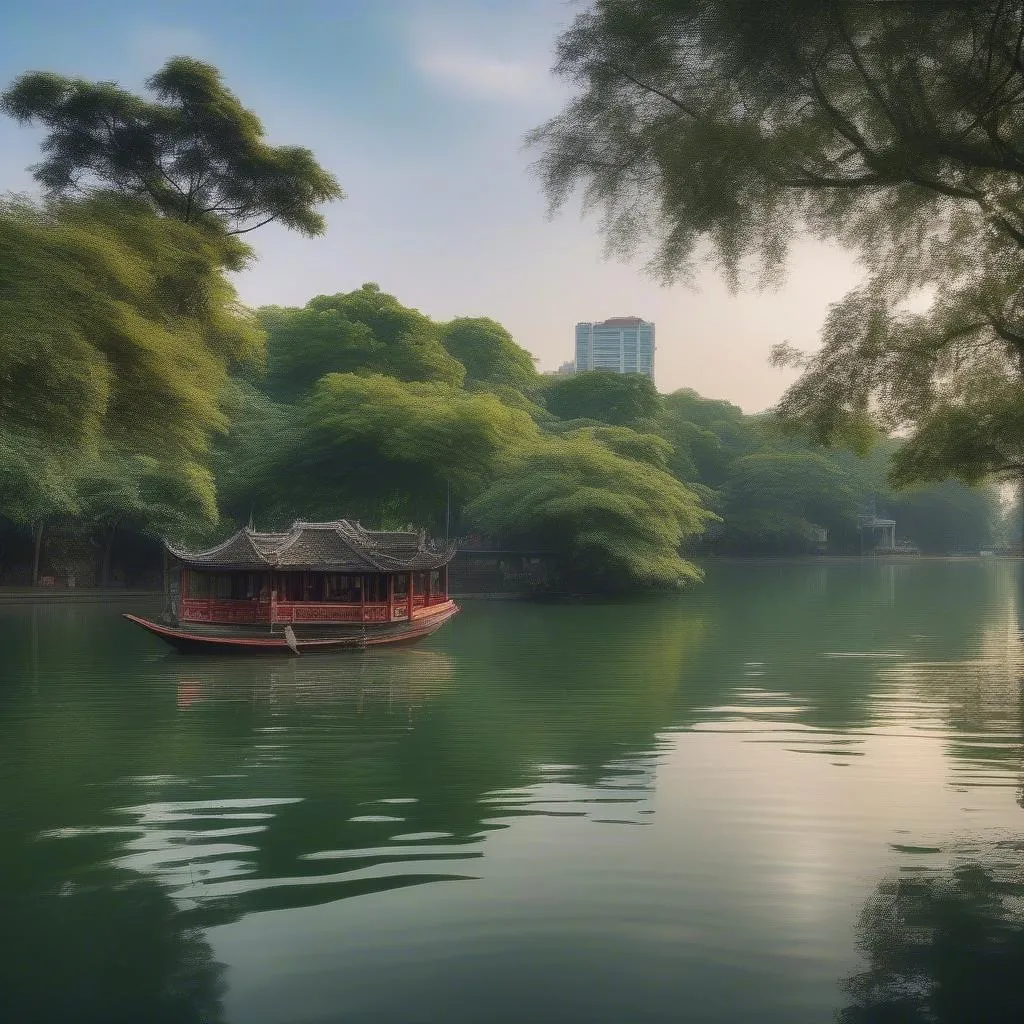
1;560;1022;1023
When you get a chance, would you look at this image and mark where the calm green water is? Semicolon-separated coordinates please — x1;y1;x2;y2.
1;561;1023;1023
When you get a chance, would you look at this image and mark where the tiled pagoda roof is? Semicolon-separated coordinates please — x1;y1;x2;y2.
167;520;456;572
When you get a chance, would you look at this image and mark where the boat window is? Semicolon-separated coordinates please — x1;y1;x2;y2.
187;572;210;598
226;573;259;600
276;573;304;601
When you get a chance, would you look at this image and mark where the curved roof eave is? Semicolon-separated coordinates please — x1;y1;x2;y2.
165;528;270;567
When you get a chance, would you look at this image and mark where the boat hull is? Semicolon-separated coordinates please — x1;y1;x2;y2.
123;601;460;655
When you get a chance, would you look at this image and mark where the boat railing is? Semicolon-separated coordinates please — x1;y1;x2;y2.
179;597;269;624
272;601;391;624
180;593;452;626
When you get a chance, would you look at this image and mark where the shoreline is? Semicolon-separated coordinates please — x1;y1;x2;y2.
0;589;163;604
0;554;1017;605
695;554;1020;566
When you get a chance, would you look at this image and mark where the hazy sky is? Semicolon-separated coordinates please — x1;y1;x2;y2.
0;0;864;412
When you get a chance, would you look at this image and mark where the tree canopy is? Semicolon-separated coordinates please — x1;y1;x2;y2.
530;0;1024;487
261;284;466;400
440;317;539;392
0;196;262;524
2;57;342;237
543;369;662;426
719;451;859;553
0;56;342;582
468;429;713;591
243;373;537;529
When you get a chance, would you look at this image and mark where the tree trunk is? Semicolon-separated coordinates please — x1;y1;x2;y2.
32;521;45;586
100;526;117;587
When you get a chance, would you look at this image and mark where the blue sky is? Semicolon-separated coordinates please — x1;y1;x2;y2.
0;0;861;411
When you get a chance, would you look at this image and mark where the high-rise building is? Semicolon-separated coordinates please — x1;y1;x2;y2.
574;317;655;380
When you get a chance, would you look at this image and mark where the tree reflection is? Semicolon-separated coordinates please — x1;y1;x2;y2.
94;612;707;919
0;869;226;1024
838;846;1024;1023
4;562;1024;1022
659;558;1015;741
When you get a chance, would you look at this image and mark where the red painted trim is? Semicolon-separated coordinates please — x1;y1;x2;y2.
411;599;458;621
180;597;398;625
125;615;296;648
123;602;460;655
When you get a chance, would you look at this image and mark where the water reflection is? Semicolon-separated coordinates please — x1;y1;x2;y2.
838;841;1024;1023
1;866;227;1024
171;649;456;722
1;561;1023;1022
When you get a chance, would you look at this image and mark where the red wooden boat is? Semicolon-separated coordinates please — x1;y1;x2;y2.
125;520;460;655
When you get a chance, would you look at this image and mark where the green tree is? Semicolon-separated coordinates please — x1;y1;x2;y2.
0;197;262;560
886;481;1000;555
718;452;859;553
658;389;764;486
530;1;1024;486
653;387;1002;554
76;452;217;584
584;424;674;470
205;378;296;528
244;373;537;530
0;433;78;584
440;317;539;392
2;57;341;236
467;430;712;591
544;370;662;427
261;284;465;399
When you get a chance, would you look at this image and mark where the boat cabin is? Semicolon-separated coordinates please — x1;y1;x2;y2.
166;520;455;629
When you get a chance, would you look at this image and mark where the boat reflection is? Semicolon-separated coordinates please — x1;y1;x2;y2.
172;650;456;715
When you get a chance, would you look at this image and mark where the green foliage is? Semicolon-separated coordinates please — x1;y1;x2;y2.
467;431;713;591
530;1;1024;487
206;379;296;526
246;373;537;529
887;380;1024;488
0;196;263;526
719;452;859;553
582;425;673;470
886;483;1000;556
223;358;711;591
440;318;539;392
658;389;764;485
2;57;342;237
0;433;77;527
544;370;661;427
464;380;556;427
77;452;217;538
73;450;219;580
261;284;465;400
